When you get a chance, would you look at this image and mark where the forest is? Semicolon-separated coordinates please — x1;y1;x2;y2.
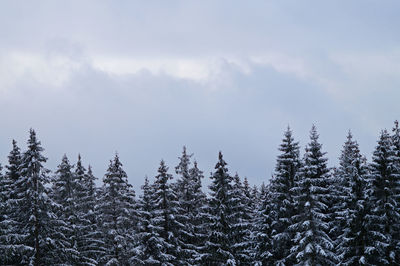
1;122;400;266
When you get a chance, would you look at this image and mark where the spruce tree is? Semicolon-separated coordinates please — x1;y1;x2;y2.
98;154;137;265
135;176;160;265
364;129;400;264
203;151;236;265
74;156;104;265
0;163;12;264
269;126;301;265
0;140;23;265
51;154;80;264
231;173;253;264
253;184;273;265
188;160;208;263
174;147;208;265
289;125;336;265
334;131;369;265
12;129;65;265
148;160;181;265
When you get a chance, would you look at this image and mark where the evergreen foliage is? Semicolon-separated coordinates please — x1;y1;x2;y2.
97;154;137;265
203;151;236;265
269;126;301;265
364;129;400;264
1;125;400;265
289;125;336;265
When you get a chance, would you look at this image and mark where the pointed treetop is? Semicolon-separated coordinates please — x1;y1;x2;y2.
310;124;319;142
215;151;227;169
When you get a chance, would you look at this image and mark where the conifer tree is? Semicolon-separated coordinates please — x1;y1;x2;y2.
51;154;80;264
12;129;65;265
6;140;22;195
174;147;208;264
0;164;11;263
203;152;236;265
74;156;104;265
0;140;23;265
253;184;273;265
98;154;137;265
231;173;253;264
135;176;160;265
147;160;182;265
334;131;369;265
289;125;336;265
364;129;400;264
188;160;208;263
269;126;301;265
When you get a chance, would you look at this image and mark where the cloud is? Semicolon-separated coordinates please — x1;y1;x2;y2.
1;1;400;189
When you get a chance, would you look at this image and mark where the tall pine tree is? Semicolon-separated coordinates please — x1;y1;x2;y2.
203;152;236;265
334;131;369;265
289;125;336;265
98;154;137;265
364;129;400;264
12;129;65;265
148;160;181;265
175;147;207;265
269;126;301;265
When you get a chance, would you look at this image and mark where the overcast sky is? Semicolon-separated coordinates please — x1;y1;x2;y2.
1;0;400;189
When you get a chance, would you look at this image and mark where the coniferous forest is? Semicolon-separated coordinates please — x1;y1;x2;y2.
1;123;400;266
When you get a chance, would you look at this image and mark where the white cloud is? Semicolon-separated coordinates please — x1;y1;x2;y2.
0;51;83;93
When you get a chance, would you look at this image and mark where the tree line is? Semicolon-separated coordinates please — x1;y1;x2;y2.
1;122;400;265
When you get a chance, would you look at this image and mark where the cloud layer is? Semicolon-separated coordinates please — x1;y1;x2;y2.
1;1;400;189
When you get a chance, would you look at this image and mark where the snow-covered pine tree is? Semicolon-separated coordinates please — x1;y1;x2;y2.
0;163;11;264
231;173;253;264
147;160;181;265
134;176;159;265
12;129;66;265
269;126;301;265
174;146;208;265
74;156;104;265
51;154;81;264
188;160;208;263
6;139;22;199
289;125;336;265
98;154;137;265
174;146;197;264
334;131;369;265
202;151;236;265
253;183;273;265
364;129;400;264
0;140;23;265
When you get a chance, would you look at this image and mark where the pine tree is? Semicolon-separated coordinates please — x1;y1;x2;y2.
147;160;181;265
364;129;400;264
289;125;336;265
203;151;236;265
231;173;253;264
6;139;22;197
253;184;273;265
174;146;208;264
135;176;159;265
98;154;137;265
188;160;209;263
269;126;301;265
0;163;11;264
0;140;23;265
51;154;81;264
334;131;369;265
12;129;66;265
74;156;104;265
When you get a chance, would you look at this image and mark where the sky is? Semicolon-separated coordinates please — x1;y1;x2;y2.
1;0;400;189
